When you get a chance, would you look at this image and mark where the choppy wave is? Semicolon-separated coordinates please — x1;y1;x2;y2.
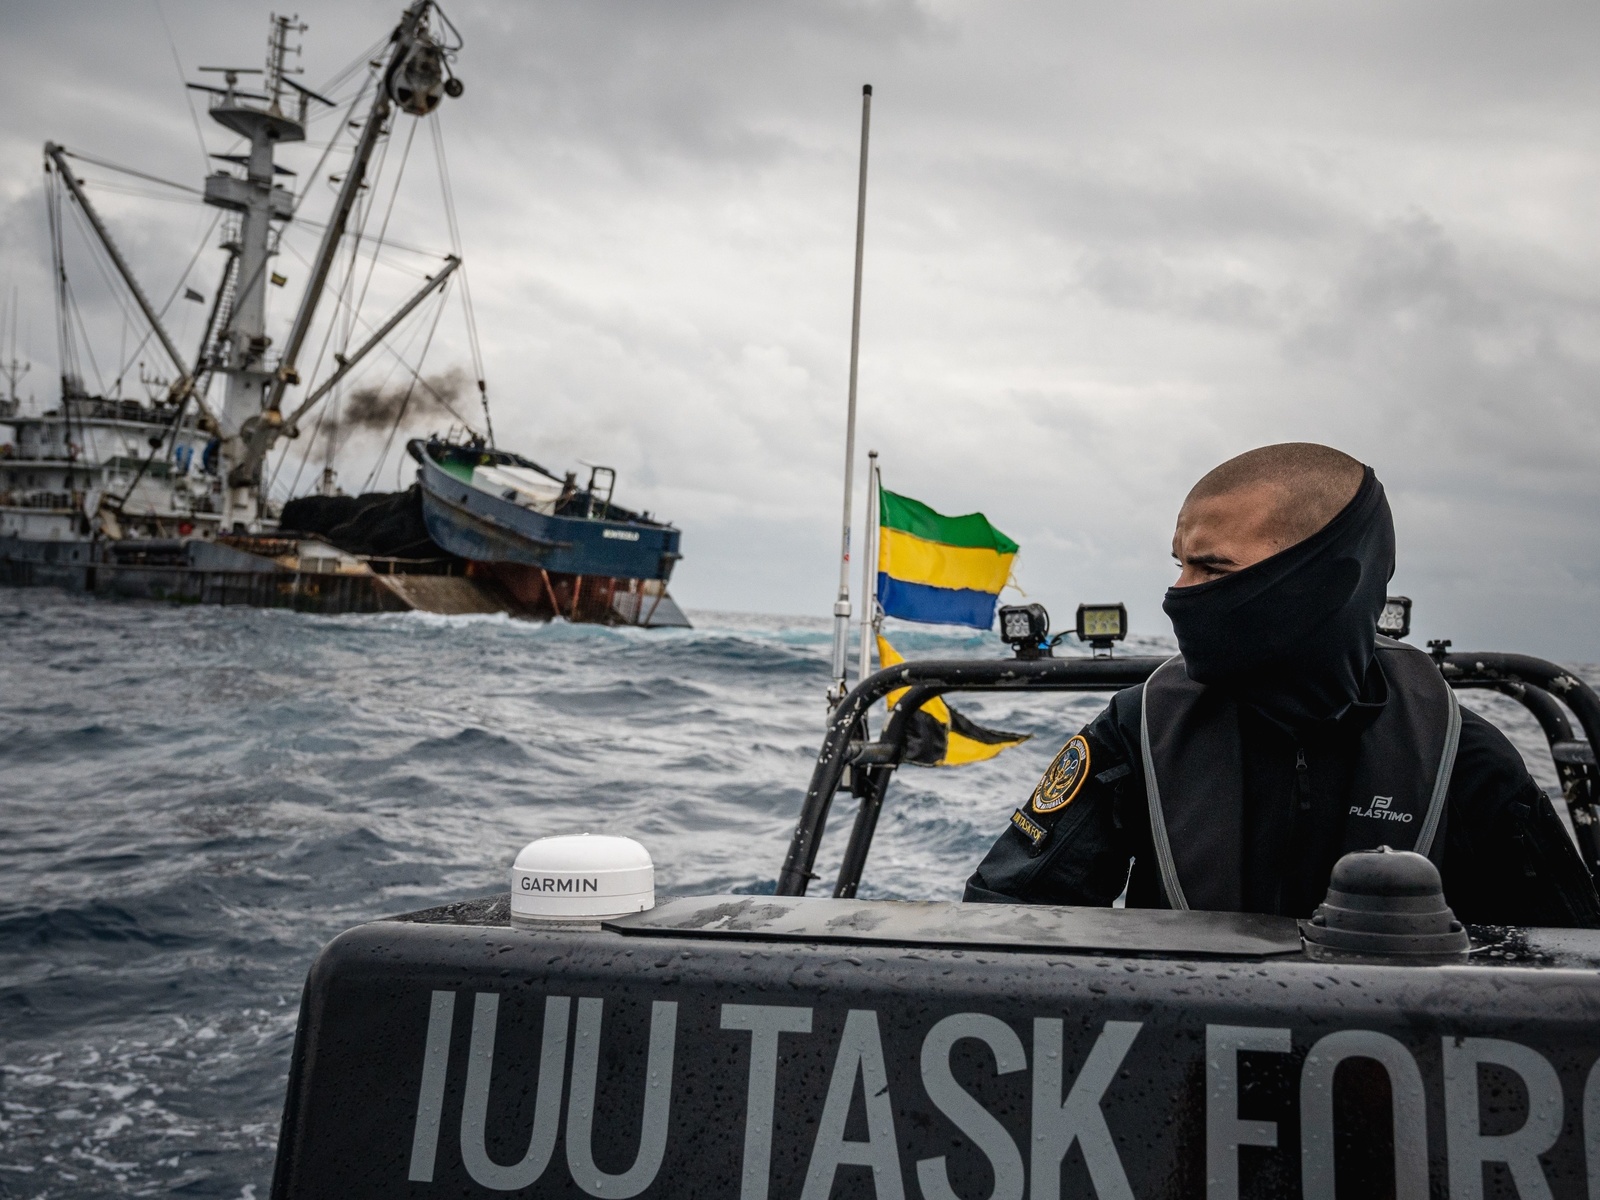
0;589;1587;1196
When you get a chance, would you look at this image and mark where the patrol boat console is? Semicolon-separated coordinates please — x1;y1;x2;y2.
271;642;1600;1199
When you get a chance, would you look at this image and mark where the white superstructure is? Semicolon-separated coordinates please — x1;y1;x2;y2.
0;394;220;541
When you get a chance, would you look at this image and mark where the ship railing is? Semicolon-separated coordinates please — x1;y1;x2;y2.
62;397;183;426
777;651;1600;900
106;456;175;480
1;490;81;511
362;555;462;576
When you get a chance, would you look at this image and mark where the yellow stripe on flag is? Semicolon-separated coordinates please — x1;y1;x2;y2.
943;730;1016;765
877;635;954;720
878;633;912;709
877;527;1015;595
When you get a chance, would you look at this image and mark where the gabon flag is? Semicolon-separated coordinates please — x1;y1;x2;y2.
875;488;1018;630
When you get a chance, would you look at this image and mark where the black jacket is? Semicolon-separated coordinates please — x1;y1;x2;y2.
964;682;1600;927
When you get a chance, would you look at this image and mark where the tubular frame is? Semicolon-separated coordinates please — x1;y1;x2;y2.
776;651;1600;898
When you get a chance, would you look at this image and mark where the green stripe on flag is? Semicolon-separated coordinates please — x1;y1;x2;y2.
879;488;1019;554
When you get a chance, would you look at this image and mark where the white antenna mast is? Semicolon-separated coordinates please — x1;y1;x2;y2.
828;84;872;707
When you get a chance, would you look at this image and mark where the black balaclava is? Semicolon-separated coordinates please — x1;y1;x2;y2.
1161;465;1394;730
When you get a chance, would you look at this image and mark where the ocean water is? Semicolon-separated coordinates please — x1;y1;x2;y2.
0;588;1587;1197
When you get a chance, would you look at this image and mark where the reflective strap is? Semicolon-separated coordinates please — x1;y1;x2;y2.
1140;656;1189;911
1414;676;1460;859
1141;645;1458;905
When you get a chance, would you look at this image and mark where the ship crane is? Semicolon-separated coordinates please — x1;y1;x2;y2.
40;143;206;426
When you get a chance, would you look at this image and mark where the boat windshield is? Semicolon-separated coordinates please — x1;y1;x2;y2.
471;463;565;512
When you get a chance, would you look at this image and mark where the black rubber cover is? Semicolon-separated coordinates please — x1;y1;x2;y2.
1302;848;1470;960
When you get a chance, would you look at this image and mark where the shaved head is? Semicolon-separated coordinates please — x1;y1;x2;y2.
1172;443;1365;586
1186;443;1365;546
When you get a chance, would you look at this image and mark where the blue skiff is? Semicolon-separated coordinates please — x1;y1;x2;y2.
409;439;681;581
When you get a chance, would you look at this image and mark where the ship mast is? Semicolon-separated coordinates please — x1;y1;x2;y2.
191;15;316;527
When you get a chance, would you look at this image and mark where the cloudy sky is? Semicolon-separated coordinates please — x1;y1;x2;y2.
1;1;1597;657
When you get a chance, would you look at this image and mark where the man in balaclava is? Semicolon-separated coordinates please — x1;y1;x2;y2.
965;443;1600;924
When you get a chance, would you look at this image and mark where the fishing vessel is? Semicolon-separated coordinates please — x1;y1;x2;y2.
0;2;687;627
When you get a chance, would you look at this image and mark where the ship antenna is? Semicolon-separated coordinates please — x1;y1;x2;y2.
265;13;309;116
2;286;29;407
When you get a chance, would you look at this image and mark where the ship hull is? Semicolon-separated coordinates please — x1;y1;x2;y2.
416;451;681;580
0;534;691;627
0;534;409;613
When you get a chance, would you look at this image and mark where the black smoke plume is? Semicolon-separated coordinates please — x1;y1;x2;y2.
322;365;470;444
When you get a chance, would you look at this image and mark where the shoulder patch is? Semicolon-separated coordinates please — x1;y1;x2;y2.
1010;808;1047;849
1031;734;1090;814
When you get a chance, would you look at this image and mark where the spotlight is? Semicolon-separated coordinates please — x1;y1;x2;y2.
998;603;1051;660
1075;602;1128;655
1378;596;1412;640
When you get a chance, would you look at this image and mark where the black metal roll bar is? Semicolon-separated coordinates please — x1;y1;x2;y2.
775;650;1600;899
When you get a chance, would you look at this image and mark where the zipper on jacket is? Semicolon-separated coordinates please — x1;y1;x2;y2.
1274;745;1314;917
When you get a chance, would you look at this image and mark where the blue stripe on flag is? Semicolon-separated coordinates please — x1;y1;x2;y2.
877;574;999;630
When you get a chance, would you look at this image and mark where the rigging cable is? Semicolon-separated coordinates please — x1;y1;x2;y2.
54;189;112;397
267;103;394;499
152;0;214;177
362;283;451;493
272;174;373;500
271;258;428;502
270;116;454;497
311;34;391;102
288;71;375;223
65;181;203;206
54;148;202;197
65;279;106;400
277;327;420;503
428;108;492;445
60;200;143;387
269;65;390;458
113;210;223;386
52;172;204;395
349;116;417;338
46;169;85;498
266;237;464;494
324;174;372;493
112;241;240;511
260;62;382;444
368;326;474;428
281;398;332;500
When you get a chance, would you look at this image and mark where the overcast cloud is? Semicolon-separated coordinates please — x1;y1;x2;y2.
1;1;1596;657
